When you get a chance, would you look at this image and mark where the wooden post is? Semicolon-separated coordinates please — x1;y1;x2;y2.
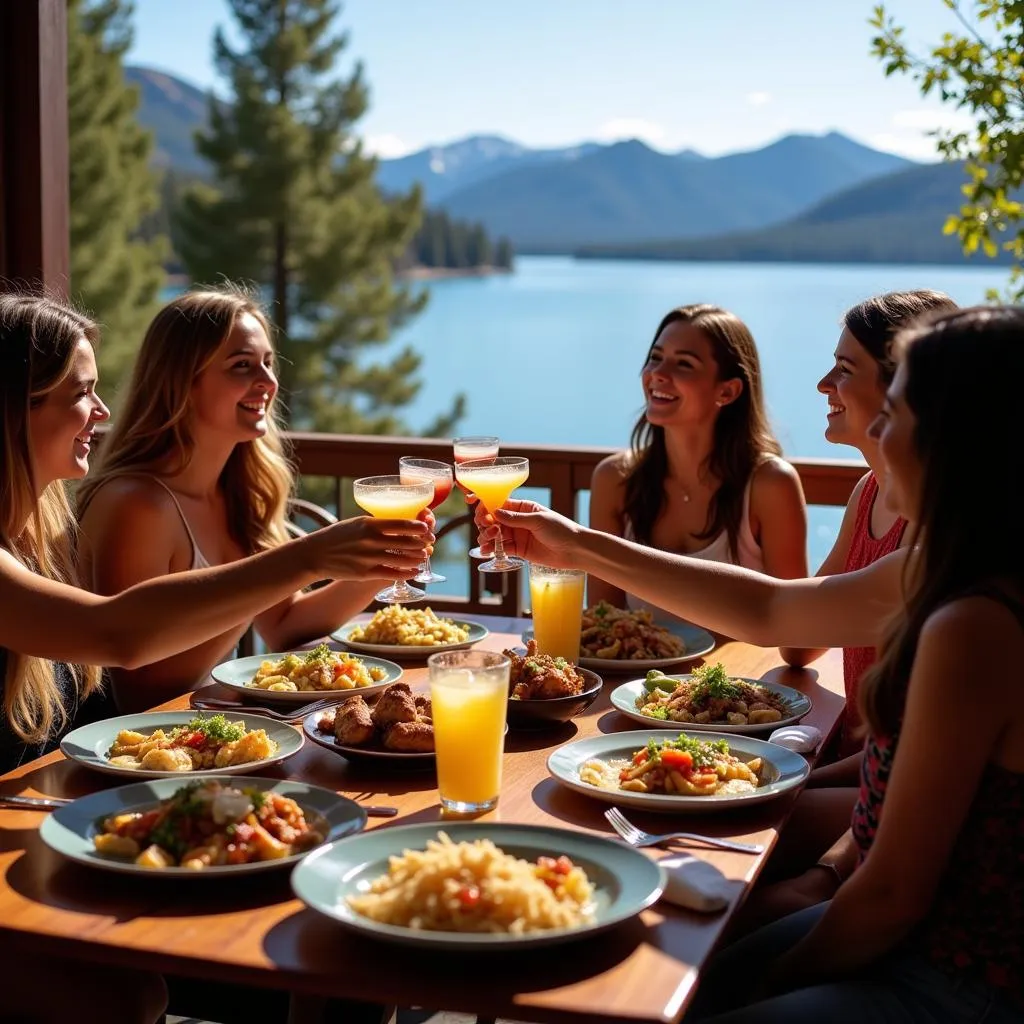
0;0;70;295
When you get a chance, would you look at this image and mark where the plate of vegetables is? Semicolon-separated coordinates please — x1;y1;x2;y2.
609;663;812;735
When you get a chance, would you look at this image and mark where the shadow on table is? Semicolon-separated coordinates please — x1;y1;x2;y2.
263;904;657;1009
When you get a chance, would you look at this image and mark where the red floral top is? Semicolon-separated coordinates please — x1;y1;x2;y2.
840;474;906;755
850;590;1024;1003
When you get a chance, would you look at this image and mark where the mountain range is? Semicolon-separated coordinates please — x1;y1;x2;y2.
126;64;989;266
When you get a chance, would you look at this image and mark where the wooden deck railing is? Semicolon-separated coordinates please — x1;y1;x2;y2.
285;432;866;620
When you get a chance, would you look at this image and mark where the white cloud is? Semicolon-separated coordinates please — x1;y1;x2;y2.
595;117;668;146
746;91;772;107
868;107;975;161
362;133;414;159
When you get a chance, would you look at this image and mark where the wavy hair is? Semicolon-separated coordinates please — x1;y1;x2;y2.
0;293;102;744
79;286;292;554
623;304;781;558
859;306;1024;736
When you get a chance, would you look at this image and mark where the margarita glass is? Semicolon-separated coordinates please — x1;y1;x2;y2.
453;456;529;572
453;436;499;559
398;456;453;584
352;474;435;603
429;649;510;814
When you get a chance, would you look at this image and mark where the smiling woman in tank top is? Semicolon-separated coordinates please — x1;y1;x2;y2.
588;304;809;621
77;287;394;713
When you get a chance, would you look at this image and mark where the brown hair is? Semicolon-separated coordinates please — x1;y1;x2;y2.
79;285;292;555
859;305;1024;736
0;293;102;743
843;289;957;384
623;304;781;558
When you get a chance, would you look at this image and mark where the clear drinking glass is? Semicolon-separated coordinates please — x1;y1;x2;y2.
453;456;529;572
352;474;434;604
529;564;586;662
453;436;499;559
429;649;510;815
398;456;454;584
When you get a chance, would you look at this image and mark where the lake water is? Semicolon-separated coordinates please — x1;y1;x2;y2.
386;255;1007;591
167;256;1010;595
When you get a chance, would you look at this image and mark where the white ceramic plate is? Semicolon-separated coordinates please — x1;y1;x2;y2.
292;821;664;950
522;622;715;673
331;618;489;658
59;710;303;779
547;729;809;814
609;676;812;735
211;651;403;705
40;776;365;877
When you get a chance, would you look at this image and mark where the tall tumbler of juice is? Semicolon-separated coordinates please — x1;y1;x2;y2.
529;564;586;663
428;650;510;815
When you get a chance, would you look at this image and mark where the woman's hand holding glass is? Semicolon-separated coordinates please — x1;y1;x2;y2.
473;498;581;570
302;514;433;583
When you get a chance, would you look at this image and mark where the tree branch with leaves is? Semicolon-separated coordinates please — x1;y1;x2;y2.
870;0;1024;299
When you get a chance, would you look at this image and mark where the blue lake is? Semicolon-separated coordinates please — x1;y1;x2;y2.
167;255;1010;595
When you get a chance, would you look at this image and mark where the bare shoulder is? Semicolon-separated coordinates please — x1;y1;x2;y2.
591;450;633;489
750;455;804;504
79;476;181;540
919;592;1024;693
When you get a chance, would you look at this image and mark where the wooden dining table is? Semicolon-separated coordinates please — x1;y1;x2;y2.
0;616;844;1024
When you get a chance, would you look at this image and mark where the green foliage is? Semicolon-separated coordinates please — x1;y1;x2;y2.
410;210;514;270
174;0;461;435
870;0;1024;300
67;0;166;394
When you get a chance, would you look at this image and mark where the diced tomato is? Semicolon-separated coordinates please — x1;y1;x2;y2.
182;731;207;749
553;856;573;875
457;885;480;908
332;662;352;680
660;749;693;770
632;749;650;766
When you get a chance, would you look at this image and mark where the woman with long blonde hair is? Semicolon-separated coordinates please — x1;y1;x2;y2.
0;292;427;1022
78;286;395;711
588;304;808;620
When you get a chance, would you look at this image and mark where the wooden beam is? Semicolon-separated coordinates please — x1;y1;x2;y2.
0;0;70;294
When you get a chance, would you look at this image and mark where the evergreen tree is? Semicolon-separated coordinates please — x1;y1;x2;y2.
67;0;166;390
175;0;460;434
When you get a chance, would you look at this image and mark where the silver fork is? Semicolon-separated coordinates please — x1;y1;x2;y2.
604;807;764;854
191;696;343;723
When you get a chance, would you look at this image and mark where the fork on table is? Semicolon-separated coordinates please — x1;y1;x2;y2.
604;807;764;854
190;695;343;723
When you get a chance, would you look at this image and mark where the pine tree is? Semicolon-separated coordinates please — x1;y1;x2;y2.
67;0;166;390
175;0;460;434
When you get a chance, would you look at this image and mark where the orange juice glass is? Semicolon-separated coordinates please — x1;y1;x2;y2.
428;650;510;814
529;564;586;662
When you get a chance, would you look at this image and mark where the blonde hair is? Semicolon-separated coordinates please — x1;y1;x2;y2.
0;293;102;744
80;285;292;555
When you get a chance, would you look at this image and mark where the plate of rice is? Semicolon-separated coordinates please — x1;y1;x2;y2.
291;822;664;950
332;607;489;658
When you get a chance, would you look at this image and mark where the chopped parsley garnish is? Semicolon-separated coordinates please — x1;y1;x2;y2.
644;705;669;720
690;662;740;702
184;714;245;743
647;733;730;769
304;643;334;664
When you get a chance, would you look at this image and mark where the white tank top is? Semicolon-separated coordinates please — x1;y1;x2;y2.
145;476;212;571
623;475;763;626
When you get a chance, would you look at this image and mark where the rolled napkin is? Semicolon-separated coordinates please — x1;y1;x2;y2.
658;854;735;913
768;724;822;753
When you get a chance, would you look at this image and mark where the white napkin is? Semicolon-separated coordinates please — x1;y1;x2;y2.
768;724;822;753
658;854;734;913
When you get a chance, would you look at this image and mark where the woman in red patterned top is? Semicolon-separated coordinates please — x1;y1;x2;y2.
483;306;1024;1021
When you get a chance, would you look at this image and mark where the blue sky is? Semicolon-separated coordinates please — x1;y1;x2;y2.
127;0;971;160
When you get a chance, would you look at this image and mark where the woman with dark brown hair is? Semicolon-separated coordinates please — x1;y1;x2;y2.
478;305;1024;1022
588;304;808;620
